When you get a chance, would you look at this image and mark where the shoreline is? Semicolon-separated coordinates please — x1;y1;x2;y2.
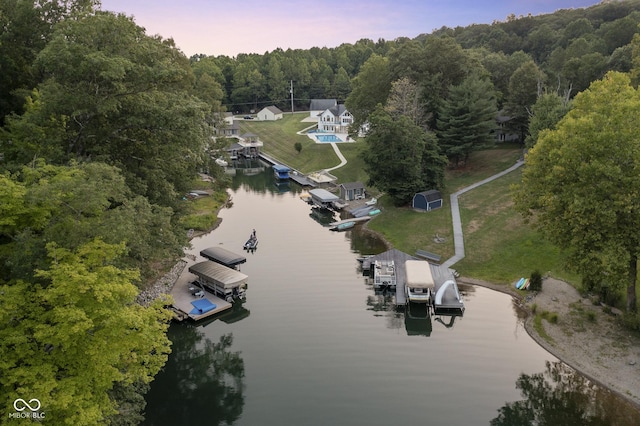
459;276;640;410
146;194;640;411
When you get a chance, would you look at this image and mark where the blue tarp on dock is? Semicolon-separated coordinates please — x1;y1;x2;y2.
190;298;217;315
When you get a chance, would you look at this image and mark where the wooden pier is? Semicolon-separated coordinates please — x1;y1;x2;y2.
169;258;233;322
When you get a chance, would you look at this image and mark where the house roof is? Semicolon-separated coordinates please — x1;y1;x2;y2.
310;99;337;111
309;188;339;202
415;190;442;202
340;181;364;190
327;104;348;116
262;105;283;115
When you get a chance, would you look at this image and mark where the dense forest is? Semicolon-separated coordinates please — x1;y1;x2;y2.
2;0;640;424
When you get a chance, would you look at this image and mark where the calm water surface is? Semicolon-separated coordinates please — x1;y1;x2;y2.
143;169;640;426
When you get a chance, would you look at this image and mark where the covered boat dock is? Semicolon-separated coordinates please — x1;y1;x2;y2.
309;188;339;209
362;249;464;314
189;260;248;302
200;246;246;269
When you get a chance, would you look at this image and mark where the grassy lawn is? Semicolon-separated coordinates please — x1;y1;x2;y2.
233;116;580;286
454;168;580;285
239;113;341;173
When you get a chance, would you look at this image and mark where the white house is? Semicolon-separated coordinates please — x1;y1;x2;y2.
258;105;283;121
309;99;337;120
318;104;352;133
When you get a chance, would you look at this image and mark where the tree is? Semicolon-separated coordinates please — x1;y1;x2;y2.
345;54;392;137
525;92;572;148
436;73;498;166
513;72;640;313
362;106;447;206
505;60;546;143
384;77;426;127
0;239;172;424
2;11;212;210
0;161;184;284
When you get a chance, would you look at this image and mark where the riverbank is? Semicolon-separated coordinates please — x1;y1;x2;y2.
460;276;640;408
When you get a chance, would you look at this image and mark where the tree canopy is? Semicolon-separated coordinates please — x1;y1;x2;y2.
513;72;640;313
361;105;446;206
0;239;172;424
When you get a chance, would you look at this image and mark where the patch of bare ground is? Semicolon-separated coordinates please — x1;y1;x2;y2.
459;276;640;408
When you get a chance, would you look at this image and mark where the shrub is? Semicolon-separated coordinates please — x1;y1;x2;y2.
531;303;538;314
529;270;543;292
294;142;302;153
548;312;559;324
621;312;640;331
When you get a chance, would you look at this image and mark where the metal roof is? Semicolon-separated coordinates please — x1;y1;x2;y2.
309;188;339;202
272;164;290;172
189;261;248;288
405;260;435;289
200;247;246;267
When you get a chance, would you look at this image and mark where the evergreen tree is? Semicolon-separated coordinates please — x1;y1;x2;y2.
437;74;498;166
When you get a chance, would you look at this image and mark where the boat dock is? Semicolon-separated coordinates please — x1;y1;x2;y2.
169;258;233;321
200;246;246;269
259;153;317;187
362;248;465;313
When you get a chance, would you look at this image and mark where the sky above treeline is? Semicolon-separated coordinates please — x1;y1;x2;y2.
100;0;602;57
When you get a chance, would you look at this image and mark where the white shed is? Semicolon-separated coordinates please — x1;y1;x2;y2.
257;106;283;121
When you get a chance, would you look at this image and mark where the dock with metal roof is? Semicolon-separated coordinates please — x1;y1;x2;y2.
200;246;246;269
362;249;464;313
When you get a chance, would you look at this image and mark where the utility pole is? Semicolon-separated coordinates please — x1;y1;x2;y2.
290;80;294;114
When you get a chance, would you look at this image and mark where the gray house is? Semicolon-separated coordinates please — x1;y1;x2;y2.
412;190;443;211
339;182;366;201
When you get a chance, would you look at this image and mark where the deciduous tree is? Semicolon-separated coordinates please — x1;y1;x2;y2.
513;72;640;313
362;106;446;206
0;239;172;424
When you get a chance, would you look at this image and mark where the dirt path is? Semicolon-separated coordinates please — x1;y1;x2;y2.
460;276;640;408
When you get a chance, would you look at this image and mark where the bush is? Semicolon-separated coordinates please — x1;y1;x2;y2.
621;312;640;331
529;270;543;292
548;312;559;324
294;142;302;153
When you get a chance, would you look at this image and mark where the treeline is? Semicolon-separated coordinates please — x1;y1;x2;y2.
191;0;640;116
0;2;229;424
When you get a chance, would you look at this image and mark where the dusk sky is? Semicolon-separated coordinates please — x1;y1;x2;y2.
100;0;602;57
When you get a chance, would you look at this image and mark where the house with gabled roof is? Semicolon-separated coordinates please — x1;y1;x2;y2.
258;105;283;121
318;104;353;133
310;99;337;119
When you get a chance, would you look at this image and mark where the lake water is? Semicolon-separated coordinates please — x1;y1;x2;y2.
143;168;640;426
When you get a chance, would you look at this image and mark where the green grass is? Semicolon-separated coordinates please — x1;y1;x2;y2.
235;116;580;286
179;188;228;231
453;168;580;285
239;113;342;173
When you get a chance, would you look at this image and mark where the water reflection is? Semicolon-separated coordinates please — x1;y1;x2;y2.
492;361;640;426
143;326;245;425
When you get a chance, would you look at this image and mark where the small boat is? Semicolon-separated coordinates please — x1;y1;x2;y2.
244;229;258;251
365;197;377;206
331;221;355;231
243;236;258;250
368;209;381;216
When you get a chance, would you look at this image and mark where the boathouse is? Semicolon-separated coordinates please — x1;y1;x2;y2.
200;247;246;270
412;190;443;211
273;164;291;180
309;188;339;209
189;261;248;302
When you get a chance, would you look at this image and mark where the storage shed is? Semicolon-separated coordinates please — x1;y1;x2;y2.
258;105;283;121
412;190;443;211
339;182;365;201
